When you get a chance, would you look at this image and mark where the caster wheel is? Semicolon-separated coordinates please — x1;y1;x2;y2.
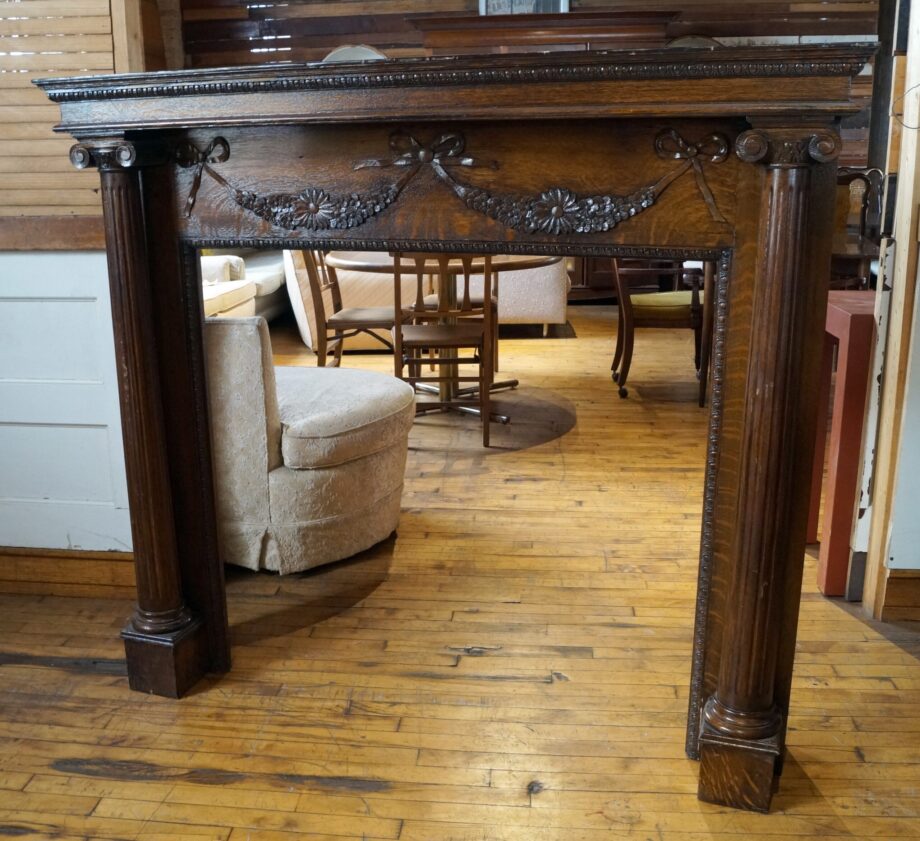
612;371;619;383
618;387;628;399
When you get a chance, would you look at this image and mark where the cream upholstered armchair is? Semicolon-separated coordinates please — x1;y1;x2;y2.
200;251;289;320
203;317;415;573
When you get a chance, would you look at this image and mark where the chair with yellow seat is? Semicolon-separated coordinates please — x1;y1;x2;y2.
610;257;712;406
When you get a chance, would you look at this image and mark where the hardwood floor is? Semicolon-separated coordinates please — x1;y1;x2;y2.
1;306;919;839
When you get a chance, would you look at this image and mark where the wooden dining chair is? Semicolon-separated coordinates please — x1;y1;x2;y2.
421;269;501;374
393;253;496;446
830;167;884;290
610;257;713;406
290;249;397;367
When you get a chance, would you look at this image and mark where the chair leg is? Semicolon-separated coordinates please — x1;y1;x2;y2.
493;304;500;373
481;344;491;447
611;307;625;381
543;323;550;338
332;332;344;367
698;260;715;408
316;332;327;368
693;323;702;372
697;331;712;409
617;322;634;398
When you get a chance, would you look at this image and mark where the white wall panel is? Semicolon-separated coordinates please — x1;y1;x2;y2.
0;298;100;382
887;260;920;569
0;423;115;502
0;252;132;551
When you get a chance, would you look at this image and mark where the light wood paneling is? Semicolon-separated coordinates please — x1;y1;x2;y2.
0;547;134;599
0;215;105;248
0;0;115;219
0;0;163;229
882;572;920;622
111;0;145;72
0;33;114;52
0;306;918;836
0;15;113;36
864;9;920;619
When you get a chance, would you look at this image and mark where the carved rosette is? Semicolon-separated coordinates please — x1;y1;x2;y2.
734;129;841;166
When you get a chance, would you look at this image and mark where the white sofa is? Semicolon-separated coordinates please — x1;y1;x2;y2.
203;316;415;573
284;250;571;352
200;251;289;320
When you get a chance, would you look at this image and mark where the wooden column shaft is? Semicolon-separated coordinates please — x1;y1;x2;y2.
99;162;192;636
141;166;231;676
698;127;839;812
704;163;810;739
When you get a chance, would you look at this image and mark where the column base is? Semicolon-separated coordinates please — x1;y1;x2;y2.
698;723;782;812
122;617;209;698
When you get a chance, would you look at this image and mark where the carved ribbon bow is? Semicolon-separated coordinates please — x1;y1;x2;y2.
176;137;231;217
353;131;496;181
654;130;729;223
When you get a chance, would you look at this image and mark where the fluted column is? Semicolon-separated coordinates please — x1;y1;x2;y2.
698;127;840;811
72;141;204;696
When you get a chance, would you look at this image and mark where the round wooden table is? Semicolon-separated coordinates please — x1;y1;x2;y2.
325;251;558;276
325;251;561;420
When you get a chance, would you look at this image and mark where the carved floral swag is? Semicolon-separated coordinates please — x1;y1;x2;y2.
177;128;730;235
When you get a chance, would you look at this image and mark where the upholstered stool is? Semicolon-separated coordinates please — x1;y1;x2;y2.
204;317;415;574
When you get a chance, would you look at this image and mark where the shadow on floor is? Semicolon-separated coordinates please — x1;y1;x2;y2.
226;536;394;646
409;385;578;457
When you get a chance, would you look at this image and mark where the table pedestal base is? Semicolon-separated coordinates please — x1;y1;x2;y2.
415;378;518;423
415;400;512;425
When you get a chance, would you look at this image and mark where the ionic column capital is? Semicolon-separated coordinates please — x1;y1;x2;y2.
735;129;841;167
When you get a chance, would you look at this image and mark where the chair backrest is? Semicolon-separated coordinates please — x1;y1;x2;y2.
394;253;491;320
284;250;343;351
203;317;282;526
836;167;884;243
611;257;701;326
306;250;344;318
612;258;685;292
392;253;495;388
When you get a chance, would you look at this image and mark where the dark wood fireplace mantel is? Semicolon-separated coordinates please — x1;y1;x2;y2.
37;43;873;813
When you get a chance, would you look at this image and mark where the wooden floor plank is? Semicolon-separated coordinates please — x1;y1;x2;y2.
0;307;918;837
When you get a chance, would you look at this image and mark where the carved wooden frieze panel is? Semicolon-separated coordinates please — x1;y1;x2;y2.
168;119;742;251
